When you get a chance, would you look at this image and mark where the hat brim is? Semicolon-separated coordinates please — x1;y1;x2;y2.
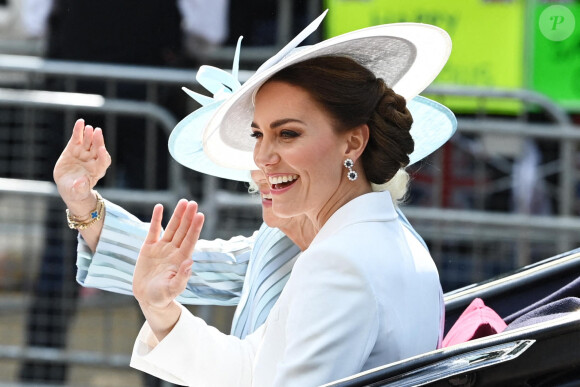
169;100;252;182
407;96;457;166
168;94;456;182
203;22;452;171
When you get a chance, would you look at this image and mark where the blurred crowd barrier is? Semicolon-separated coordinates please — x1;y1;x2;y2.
0;48;579;385
0;59;261;386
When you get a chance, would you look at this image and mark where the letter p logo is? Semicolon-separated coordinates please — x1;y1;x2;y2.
540;5;575;41
550;15;565;30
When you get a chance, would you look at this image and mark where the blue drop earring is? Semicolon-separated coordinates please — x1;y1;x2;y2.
344;158;358;181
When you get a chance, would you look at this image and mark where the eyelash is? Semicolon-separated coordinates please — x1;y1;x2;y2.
250;130;300;139
281;130;299;138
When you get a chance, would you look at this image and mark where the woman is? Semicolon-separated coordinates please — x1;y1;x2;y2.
56;85;453;340
56;103;450;340
129;14;453;386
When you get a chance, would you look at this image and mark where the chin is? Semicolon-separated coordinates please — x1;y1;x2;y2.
272;203;301;220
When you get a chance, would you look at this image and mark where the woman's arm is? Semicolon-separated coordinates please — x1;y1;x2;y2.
131;202;259;385
76;198;255;305
131;302;259;386
54;119;109;251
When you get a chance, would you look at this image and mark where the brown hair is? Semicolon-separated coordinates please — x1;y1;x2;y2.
267;55;414;184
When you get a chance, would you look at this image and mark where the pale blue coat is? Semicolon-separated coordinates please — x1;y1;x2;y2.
130;191;443;386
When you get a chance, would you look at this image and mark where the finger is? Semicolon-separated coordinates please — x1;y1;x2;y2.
178;258;193;277
83;125;94;150
169;258;194;296
162;199;188;242
96;146;112;170
71;119;85;145
145;204;164;244
180;211;204;254
97;145;111;164
172;201;198;247
92;127;106;155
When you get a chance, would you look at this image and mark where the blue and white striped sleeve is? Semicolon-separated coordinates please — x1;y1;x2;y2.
76;199;254;306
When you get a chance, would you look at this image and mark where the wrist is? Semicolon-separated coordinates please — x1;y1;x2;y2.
139;300;182;340
66;191;105;230
137;298;178;315
65;190;99;219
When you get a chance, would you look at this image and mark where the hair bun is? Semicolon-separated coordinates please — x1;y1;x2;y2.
361;79;414;184
375;79;413;132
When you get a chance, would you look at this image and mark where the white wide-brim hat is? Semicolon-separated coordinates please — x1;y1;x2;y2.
169;10;456;181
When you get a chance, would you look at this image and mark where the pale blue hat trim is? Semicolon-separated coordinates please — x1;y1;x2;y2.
169;37;252;182
406;96;457;166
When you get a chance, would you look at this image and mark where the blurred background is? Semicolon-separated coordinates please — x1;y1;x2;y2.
0;0;579;385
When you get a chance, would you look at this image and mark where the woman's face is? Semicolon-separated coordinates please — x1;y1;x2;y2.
250;169;276;226
251;81;348;220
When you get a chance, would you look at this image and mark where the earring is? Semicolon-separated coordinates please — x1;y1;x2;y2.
344;158;358;181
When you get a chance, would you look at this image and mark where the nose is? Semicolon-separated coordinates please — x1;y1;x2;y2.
253;137;280;169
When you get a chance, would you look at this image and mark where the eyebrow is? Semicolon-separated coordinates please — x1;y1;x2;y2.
251;118;306;129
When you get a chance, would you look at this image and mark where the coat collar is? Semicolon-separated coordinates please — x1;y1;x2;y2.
311;191;398;245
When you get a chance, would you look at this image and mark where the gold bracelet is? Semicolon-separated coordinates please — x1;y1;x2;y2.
66;191;105;230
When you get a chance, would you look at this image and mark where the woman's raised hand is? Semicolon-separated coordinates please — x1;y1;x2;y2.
53;119;111;205
133;200;205;311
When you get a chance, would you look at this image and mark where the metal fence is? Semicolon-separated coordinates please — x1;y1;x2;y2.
0;182;142;385
406;85;580;288
0;178;238;386
0;86;198;386
0;56;579;386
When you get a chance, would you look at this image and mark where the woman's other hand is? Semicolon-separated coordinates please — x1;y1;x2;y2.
54;118;111;207
54;119;112;250
134;200;205;339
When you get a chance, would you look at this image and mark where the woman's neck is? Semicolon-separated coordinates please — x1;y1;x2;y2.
309;179;372;232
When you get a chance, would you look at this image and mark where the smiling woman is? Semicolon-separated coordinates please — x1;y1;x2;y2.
128;10;456;387
251;56;415;225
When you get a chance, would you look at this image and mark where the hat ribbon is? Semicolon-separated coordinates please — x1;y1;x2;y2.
180;10;329;107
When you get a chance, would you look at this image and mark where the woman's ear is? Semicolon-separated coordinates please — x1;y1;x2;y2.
344;124;369;162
